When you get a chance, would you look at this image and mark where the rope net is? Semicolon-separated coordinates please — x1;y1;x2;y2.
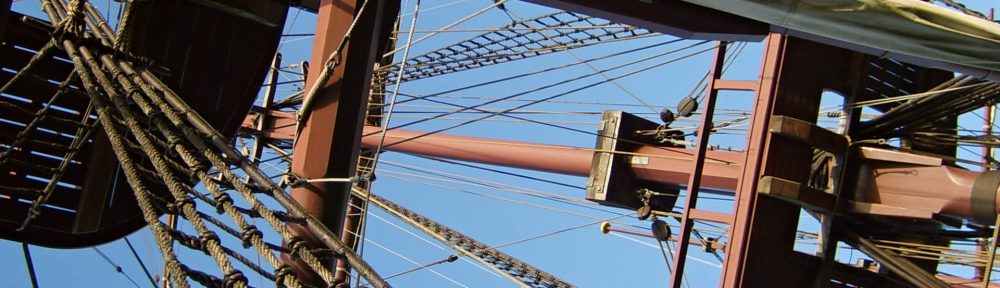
376;11;654;83
9;0;391;287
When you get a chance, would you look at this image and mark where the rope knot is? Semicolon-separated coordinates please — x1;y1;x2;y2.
173;195;197;211
273;265;295;284
164;202;179;215
285;173;304;188
327;51;342;69
273;211;305;224
198;231;220;251
212;193;232;213
188;161;208;174
56;0;88;39
148;110;167;126
223;271;247;288
239;225;262;248
310;248;340;262
358;173;376;183
286;237;307;261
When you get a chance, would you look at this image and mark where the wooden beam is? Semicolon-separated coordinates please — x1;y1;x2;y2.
723;35;858;287
758;176;835;212
72;130;119;233
287;0;398;285
0;0;10;43
187;0;286;27
769;115;848;153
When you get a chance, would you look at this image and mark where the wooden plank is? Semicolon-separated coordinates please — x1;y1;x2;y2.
0;70;91;113
715;79;758;91
0;147;88;186
188;0;286;27
0;0;11;45
870;58;916;82
7;148;91;186
126;0;286;136
0;43;76;82
757;176;835;212
0;130;77;159
73;130;117;233
866;63;914;93
0;100;88;134
0;198;75;231
768;115;848;153
0;170;81;211
3;13;53;50
209;11;283;136
689;209;733;224
848;201;934;219
0;120;77;148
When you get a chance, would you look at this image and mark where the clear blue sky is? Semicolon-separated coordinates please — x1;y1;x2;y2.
1;1;997;287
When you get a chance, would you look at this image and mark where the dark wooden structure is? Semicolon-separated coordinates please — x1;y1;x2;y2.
0;0;287;248
3;0;1000;287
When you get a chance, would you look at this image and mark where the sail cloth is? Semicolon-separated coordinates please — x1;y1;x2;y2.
681;0;1000;79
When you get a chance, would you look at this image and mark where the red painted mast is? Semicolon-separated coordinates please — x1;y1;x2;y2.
354;126;999;223
249;111;1000;224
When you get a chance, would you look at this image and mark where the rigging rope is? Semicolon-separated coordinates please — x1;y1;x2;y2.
124;237;162;288
26;0;392;287
359;208;506;278
93;247;144;288
380;0;508;59
296;0;372;125
502;8;659;114
378;11;655;83
372;255;460;283
359;237;473;288
22;243;40;288
342;0;425;285
371;42;715;148
356;187;575;288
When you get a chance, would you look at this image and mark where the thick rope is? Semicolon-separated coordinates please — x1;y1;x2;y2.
75;6;307;284
129;55;390;288
41;2;192;286
77;42;248;288
40;0;391;286
74;1;352;285
46;1;243;287
76;1;312;285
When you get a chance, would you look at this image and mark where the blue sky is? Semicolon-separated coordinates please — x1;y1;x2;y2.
1;1;998;287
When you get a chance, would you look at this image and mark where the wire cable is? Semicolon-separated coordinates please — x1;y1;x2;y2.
377;40;713;138
93;247;143;288
352;0;425;283
360;238;472;288
124;237;159;288
22;243;40;288
361;209;505;278
382;0;509;58
504;8;659;114
358;255;460;287
490;214;633;250
607;232;720;268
